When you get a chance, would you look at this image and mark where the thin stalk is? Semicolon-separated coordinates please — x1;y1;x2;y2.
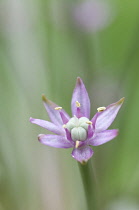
78;160;98;210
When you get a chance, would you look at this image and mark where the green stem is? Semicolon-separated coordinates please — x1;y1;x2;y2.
78;160;98;210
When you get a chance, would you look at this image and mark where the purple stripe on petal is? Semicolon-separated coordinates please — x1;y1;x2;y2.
59;111;70;124
38;134;73;148
91;112;99;129
59;109;70;122
42;95;70;126
65;128;73;142
71;146;94;163
88;124;94;139
71;77;90;118
94;98;125;132
89;129;119;146
30;117;64;135
76;107;84;118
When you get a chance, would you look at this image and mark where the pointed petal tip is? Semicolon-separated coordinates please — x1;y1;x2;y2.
38;134;44;142
77;76;81;80
113;129;119;138
117;97;125;105
116;129;119;134
42;94;57;108
77;77;82;84
29;117;33;122
42;94;48;102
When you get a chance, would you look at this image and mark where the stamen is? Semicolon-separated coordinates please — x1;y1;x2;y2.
97;107;106;112
63;124;66;128
55;106;62;110
76;101;81;107
86;121;92;125
75;141;80;148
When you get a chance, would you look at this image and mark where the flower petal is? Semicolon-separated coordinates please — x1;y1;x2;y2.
30;117;64;135
71;77;90;118
42;95;70;126
38;134;73;148
91;112;99;129
71;146;94;163
94;98;124;132
87;124;94;139
65;128;73;142
59;111;69;124
89;129;119;146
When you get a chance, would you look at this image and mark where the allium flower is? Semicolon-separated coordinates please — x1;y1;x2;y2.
72;0;113;33
30;78;124;164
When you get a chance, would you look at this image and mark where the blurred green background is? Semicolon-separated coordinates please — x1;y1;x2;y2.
1;0;139;209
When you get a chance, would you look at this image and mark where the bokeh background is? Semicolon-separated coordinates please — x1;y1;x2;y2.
0;0;139;209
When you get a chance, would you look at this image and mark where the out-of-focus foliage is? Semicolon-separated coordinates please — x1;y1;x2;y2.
0;0;139;209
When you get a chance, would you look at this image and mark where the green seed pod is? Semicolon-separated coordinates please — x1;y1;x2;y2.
71;127;87;141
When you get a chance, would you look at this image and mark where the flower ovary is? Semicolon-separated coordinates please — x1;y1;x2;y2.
66;116;90;141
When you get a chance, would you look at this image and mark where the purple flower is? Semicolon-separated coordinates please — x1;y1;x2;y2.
72;0;113;33
30;78;124;164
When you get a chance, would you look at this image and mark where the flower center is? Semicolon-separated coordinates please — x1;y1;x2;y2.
65;116;91;141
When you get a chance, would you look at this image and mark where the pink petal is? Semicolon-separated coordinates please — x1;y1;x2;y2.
42;95;70;126
91;112;99;129
30;117;64;135
89;129;119;146
71;146;94;163
94;98;124;132
71;77;90;118
59;111;69;124
38;134;73;148
87;124;94;139
65;128;72;142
